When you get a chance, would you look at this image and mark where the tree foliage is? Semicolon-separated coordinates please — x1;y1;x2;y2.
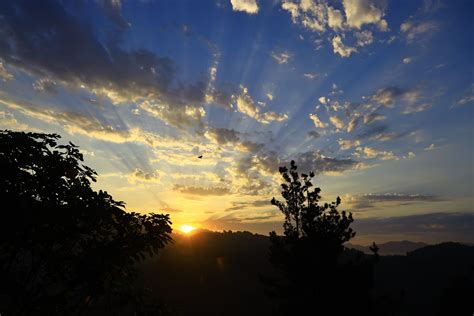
265;160;375;315
0;130;172;314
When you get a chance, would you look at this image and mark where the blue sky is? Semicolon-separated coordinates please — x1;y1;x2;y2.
0;0;473;244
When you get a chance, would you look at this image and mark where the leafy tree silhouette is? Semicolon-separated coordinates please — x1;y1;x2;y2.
263;160;376;315
0;130;172;315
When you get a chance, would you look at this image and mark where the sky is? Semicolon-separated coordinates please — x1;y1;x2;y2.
0;0;473;244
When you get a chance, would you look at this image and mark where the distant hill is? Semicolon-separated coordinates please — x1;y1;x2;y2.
347;240;428;255
137;231;474;316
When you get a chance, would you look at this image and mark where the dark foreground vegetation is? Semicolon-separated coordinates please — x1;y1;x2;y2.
1;130;473;315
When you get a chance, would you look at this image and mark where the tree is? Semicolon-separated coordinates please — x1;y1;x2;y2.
264;160;375;315
0;130;172;314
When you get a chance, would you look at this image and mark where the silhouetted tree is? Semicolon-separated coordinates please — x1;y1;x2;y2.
264;160;376;315
0;130;172;314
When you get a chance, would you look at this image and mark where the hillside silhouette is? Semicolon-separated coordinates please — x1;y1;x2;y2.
139;231;474;316
346;240;429;255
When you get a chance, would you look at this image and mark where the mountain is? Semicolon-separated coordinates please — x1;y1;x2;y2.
347;240;428;255
137;231;474;316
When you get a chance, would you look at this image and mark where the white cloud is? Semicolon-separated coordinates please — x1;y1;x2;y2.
309;113;327;128
403;57;413;64
233;86;288;124
33;78;58;94
281;0;327;32
332;35;357;57
318;96;327;104
281;0;387;57
266;93;274;101
456;96;474;107
342;0;387;30
424;143;437;151
400;21;438;42
355;30;373;47
230;0;259;14
271;51;292;64
303;73;317;80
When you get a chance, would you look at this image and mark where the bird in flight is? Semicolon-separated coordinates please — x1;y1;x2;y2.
198;155;203;159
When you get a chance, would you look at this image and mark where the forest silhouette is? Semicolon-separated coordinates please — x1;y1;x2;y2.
0;130;473;315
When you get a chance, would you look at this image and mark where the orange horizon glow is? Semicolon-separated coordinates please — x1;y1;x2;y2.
179;224;196;234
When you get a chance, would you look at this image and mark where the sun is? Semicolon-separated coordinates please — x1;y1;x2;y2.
180;224;195;234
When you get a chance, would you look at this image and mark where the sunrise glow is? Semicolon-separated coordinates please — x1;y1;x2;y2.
180;225;196;234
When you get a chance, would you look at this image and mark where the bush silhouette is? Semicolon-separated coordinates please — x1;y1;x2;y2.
0;130;172;314
264;160;376;315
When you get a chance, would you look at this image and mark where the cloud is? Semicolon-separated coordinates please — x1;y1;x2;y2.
338;139;361;150
0;95;188;148
281;0;327;32
402;103;432;114
400;21;438;43
355;30;374;46
363;112;386;125
230;0;259;14
206;127;240;145
372;86;422;107
204;127;264;153
327;6;344;30
174;184;231;196
281;0;387;57
318;96;327;104
225;199;270;212
356;146;398;160
352;212;474;244
303;73;317;80
332;35;357;57
238;141;264;153
347;116;360;133
139;100;206;130
128;168;159;183
342;0;387;30
424;143;437;151
96;0;130;29
350;192;446;210
0;110;29;131
32;78;58;94
403;57;413;64
0;61;13;81
202;212;281;233
307;130;321;139
0;0;233;129
270;51;292;64
266;93;274;100
233;86;288;124
456;95;474;107
294;150;362;175
232;149;362;192
309;113;328;128
329;115;345;129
